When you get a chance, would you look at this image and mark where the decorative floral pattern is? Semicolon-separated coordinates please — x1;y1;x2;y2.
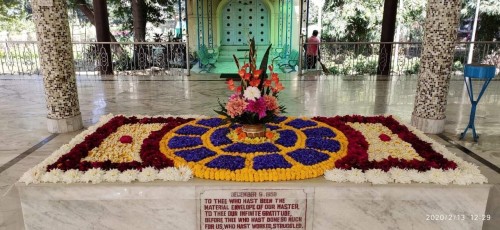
20;114;487;185
160;117;348;182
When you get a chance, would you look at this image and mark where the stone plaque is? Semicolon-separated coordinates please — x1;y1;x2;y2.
200;189;306;230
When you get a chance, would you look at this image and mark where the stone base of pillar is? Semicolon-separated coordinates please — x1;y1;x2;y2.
47;114;83;133
411;115;445;134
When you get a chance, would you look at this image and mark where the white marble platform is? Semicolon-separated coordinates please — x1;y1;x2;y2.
17;178;491;230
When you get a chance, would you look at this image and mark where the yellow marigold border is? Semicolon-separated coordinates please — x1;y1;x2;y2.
159;117;349;182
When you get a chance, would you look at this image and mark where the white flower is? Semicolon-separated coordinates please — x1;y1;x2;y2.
346;169;367;184
177;166;193;181
408;169;429;183
324;169;348;182
158;167;181;181
20;165;45;184
118;169;138;183
426;169;453;185
41;169;64;183
62;169;83;184
365;169;392;184
81;168;104;184
103;169;121;182
138;167;158;182
243;86;261;101
389;168;413;184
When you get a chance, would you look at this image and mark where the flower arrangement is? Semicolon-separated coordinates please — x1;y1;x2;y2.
215;38;286;127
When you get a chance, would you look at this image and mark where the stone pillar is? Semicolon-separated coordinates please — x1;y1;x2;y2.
32;0;83;133
411;0;461;134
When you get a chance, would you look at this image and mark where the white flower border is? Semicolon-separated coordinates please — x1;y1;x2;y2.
20;114;209;185
324;115;488;185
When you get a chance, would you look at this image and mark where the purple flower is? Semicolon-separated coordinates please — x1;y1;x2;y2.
306;138;340;152
246;97;267;119
223;143;280;153
275;130;298;147
197;118;223;127
210;128;232;146
175;147;216;162
253;154;292;170
168;136;202;149
206;155;245;170
303;127;336;138
175;125;208;135
286;119;317;129
287;149;330;165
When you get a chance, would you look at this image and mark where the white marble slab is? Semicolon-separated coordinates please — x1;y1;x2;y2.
16;179;491;230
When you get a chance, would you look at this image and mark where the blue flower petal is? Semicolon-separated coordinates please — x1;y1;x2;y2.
210;128;233;146
223;143;280;153
253;154;292;170
306;138;340;152
168;136;202;149
175;125;209;135
266;124;279;130
276;130;298;147
206;155;245;170
175;147;216;162
286;119;317;129
197;118;223;127
303;127;336;138
287;149;330;165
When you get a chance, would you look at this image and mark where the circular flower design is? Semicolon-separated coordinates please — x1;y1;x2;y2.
160;117;348;181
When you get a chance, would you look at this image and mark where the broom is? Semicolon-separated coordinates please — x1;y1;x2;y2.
319;60;330;75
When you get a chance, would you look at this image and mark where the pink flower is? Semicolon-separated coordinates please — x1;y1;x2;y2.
246;97;267;119
263;95;279;112
226;97;247;118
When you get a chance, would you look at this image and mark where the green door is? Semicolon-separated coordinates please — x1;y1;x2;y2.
221;0;269;45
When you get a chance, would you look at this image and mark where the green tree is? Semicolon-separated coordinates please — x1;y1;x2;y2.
461;0;500;41
0;0;31;32
322;0;384;42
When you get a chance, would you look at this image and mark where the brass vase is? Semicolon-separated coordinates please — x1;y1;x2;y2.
241;124;266;138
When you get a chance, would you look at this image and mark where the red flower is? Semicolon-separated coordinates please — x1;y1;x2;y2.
226;79;235;91
238;69;246;78
120;135;133;144
249;78;260;87
253;69;262;79
378;134;391;142
264;80;272;87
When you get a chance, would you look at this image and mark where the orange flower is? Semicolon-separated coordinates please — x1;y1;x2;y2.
235;127;243;134
265;131;274;139
238;69;246;78
238;132;247;140
271;73;279;83
243;73;251;81
273;82;284;93
226;79;235;91
250;78;260;87
264;80;272;87
253;69;262;79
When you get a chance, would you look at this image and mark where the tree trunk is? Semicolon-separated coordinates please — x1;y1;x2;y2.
93;0;113;75
74;0;124;56
131;0;148;69
131;0;147;42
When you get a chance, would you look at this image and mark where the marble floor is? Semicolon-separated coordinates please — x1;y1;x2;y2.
0;72;499;229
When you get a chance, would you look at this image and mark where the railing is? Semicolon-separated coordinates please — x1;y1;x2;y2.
0;41;193;76
303;41;500;76
2;41;499;76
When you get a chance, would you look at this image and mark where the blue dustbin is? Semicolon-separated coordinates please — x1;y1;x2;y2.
460;64;496;141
